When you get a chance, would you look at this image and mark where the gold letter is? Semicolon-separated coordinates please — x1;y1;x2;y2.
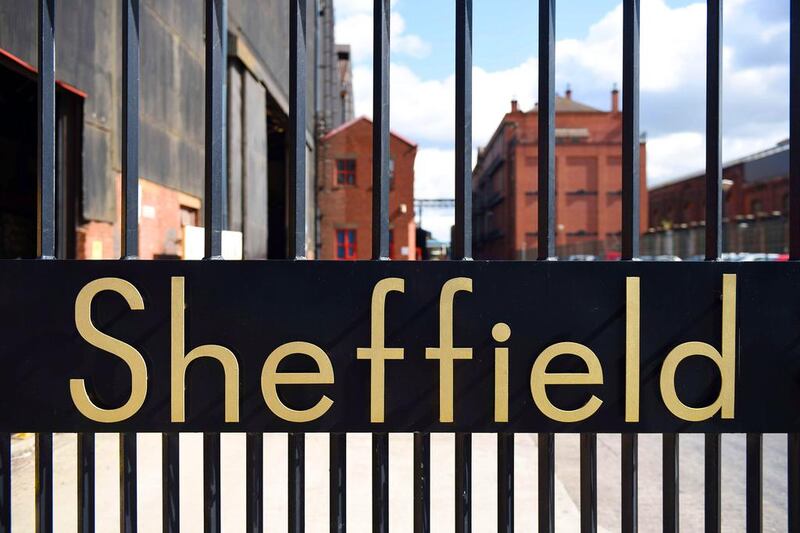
660;274;736;422
356;278;405;423
171;277;239;423
530;342;604;423
492;323;511;423
425;277;472;423
71;278;148;423
626;277;640;422
261;341;334;422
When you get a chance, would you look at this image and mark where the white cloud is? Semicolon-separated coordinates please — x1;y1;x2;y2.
334;3;430;63
352;59;538;147
337;0;790;238
334;0;398;18
414;148;455;199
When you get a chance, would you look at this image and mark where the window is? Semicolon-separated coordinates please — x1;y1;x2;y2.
389;158;395;190
336;229;357;259
180;205;199;226
389;229;395;259
336;159;356;185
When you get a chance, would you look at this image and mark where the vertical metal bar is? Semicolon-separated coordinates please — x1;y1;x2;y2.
289;0;307;259
204;433;221;533
204;1;226;525
538;433;555;533
580;433;597;533
122;0;140;258
662;433;679;533
497;433;513;533
537;0;555;260
35;433;53;533
120;433;137;533
705;433;721;533
204;1;228;528
792;1;800;511
37;0;55;259
120;3;140;528
288;433;305;533
162;433;180;533
204;0;226;259
330;433;346;533
413;433;430;533
0;434;10;532
372;0;390;259
77;433;95;533
246;433;264;533
791;0;800;259
790;433;800;533
373;433;389;533
455;433;471;533
537;0;557;526
622;0;640;260
622;434;638;533
705;0;722;260
453;0;472;260
621;1;640;530
746;433;762;533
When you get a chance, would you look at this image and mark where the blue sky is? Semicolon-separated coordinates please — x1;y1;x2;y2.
334;0;791;240
403;0;699;79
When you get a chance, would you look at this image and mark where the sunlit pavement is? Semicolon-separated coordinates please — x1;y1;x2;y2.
10;432;786;532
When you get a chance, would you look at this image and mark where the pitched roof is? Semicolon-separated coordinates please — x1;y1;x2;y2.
533;95;601;113
321;116;418;148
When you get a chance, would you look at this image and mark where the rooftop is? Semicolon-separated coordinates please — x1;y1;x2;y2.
530;95;603;114
651;139;790;190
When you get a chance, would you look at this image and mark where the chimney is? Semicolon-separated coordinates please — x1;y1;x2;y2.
565;84;572;100
511;99;519;113
611;84;620;113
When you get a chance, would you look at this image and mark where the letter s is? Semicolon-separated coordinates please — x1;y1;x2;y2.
71;277;148;423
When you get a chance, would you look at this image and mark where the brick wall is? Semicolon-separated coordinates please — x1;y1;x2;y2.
76;175;201;259
318;117;416;260
474;94;648;259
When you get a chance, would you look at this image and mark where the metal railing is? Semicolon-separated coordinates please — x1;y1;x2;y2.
5;0;800;532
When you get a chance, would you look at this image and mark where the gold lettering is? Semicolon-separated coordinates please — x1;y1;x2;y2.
357;278;405;423
530;342;604;423
171;276;239;423
71;278;148;423
660;274;736;421
626;277;640;422
261;341;334;422
492;322;511;423
425;277;473;423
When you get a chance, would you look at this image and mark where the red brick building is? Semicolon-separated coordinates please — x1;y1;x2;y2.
317;117;417;260
472;89;647;259
648;140;789;229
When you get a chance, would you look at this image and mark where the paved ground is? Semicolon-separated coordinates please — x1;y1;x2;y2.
9;432;789;532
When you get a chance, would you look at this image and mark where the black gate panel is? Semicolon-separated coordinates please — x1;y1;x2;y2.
0;260;798;433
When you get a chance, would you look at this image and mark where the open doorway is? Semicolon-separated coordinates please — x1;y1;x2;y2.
0;50;82;258
267;93;288;259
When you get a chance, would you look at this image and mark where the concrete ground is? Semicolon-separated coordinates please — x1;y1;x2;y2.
9;432;788;532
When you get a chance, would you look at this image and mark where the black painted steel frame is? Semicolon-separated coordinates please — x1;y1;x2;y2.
3;0;797;532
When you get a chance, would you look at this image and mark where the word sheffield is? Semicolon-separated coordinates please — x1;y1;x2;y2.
71;275;737;426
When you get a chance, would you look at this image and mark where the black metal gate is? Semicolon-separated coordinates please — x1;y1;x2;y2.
1;0;800;532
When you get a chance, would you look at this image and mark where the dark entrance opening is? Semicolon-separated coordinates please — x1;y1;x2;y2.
267;94;288;259
0;50;82;259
